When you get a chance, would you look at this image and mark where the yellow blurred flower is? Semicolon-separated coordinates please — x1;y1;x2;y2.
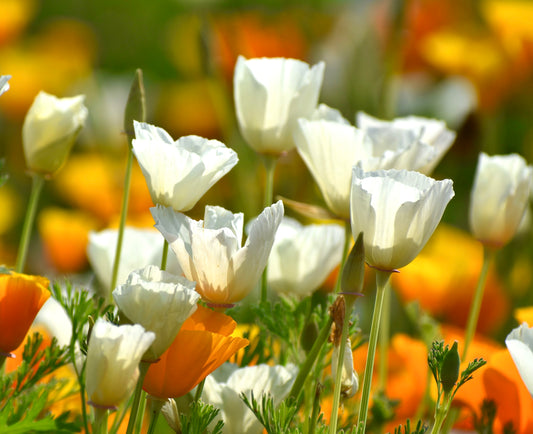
0;0;36;46
514;306;533;325
38;207;99;273
392;224;509;334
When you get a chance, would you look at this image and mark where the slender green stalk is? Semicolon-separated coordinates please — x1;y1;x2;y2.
110;146;134;296
378;279;391;391
288;315;333;400
194;378;206;402
134;391;147;434
160;239;169;271
307;384;321;434
15;174;45;273
260;155;277;304
356;270;391;434
335;221;353;294
328;307;350;434
125;361;150;434
430;392;453;434
0;355;7;373
462;247;495;359
147;410;159;434
92;407;109;434
71;343;90;433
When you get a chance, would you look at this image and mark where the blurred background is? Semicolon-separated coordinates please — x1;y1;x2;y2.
2;0;533;341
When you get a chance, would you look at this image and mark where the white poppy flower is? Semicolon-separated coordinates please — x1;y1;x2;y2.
132;121;238;212
151;201;284;305
350;166;454;270
469;153;532;248
23;91;88;176
0;76;10;96
332;337;359;398
267;217;344;298
202;363;298;434
234;56;325;154
112;265;199;362
87;227;182;297
294;115;371;219
356;112;456;174
506;323;533;397
85;319;155;408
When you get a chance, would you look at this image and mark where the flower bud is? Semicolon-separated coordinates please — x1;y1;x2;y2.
23;91;88;176
332;337;359;398
441;341;460;393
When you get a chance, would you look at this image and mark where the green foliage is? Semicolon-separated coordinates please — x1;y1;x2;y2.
0;333;81;432
473;400;497;434
179;400;224;434
393;419;429;434
368;390;400;431
241;392;299;434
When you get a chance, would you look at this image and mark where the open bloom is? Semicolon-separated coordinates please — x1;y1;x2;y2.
506;323;533;397
0;272;50;355
132;121;238;212
85;319;155;409
113;265;199;362
151;201;284;305
202;363;298;434
143;304;248;398
22;91;88;176
267;217;344;298
469;152;532;248
356;112;456;175
350;166;454;270
234;56;325;154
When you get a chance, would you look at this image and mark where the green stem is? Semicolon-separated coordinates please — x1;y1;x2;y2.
160;239;169;271
378;279;391;391
15;174;45;273
329;306;351;434
147;410;159;434
356;270;391;434
288;316;333;401
307;384;321;434
125;361;150;434
134;391;147;434
430;392;453;434
194;378;206;402
260;155;277;305
110;146;134;297
462;247;495;359
92;407;109;434
335;221;353;294
71;345;90;433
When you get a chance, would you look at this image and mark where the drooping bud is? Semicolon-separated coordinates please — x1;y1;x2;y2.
332;337;359;398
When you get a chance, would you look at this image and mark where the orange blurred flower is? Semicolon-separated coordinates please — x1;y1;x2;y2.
0;0;36;46
38;207;99;273
392;224;509;334
0;272;50;355
143;304;249;399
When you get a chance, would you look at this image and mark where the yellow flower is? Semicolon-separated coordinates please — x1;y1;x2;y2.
0;272;50;355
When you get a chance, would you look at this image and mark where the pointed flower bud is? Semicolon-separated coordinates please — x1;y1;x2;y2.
124;69;146;138
22;91;88;176
341;231;365;307
441;341;460;394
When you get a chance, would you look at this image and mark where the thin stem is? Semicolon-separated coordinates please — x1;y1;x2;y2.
328;307;350;434
378;279;391;391
15;174;45;273
335;221;353;294
430;392;453;434
288;316;333;400
125;361;150;434
110;146;135;297
356;270;391;434
71;344;90;433
92;407;109;434
147;410;159;434
194;378;206;402
260;155;277;305
134;391;147;434
160;239;169;271
462;247;495;358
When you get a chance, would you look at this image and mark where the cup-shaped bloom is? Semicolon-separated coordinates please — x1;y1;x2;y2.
22;91;88;176
506;323;533;397
202;363;298;434
469;153;532;248
143;304;249;398
267;217;344;298
350;166;454;270
0;272;50;355
356;112;456;174
234;56;325;155
151;201;284;305
295;116;371;219
87;227;183;295
0;76;10;96
85;319;155;408
132;121;238;212
113;265;200;362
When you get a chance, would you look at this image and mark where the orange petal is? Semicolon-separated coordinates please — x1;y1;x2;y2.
143;329;248;398
0;272;50;354
181;304;237;335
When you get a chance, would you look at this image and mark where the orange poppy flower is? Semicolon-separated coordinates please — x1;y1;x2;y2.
142;304;249;399
0;272;50;355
